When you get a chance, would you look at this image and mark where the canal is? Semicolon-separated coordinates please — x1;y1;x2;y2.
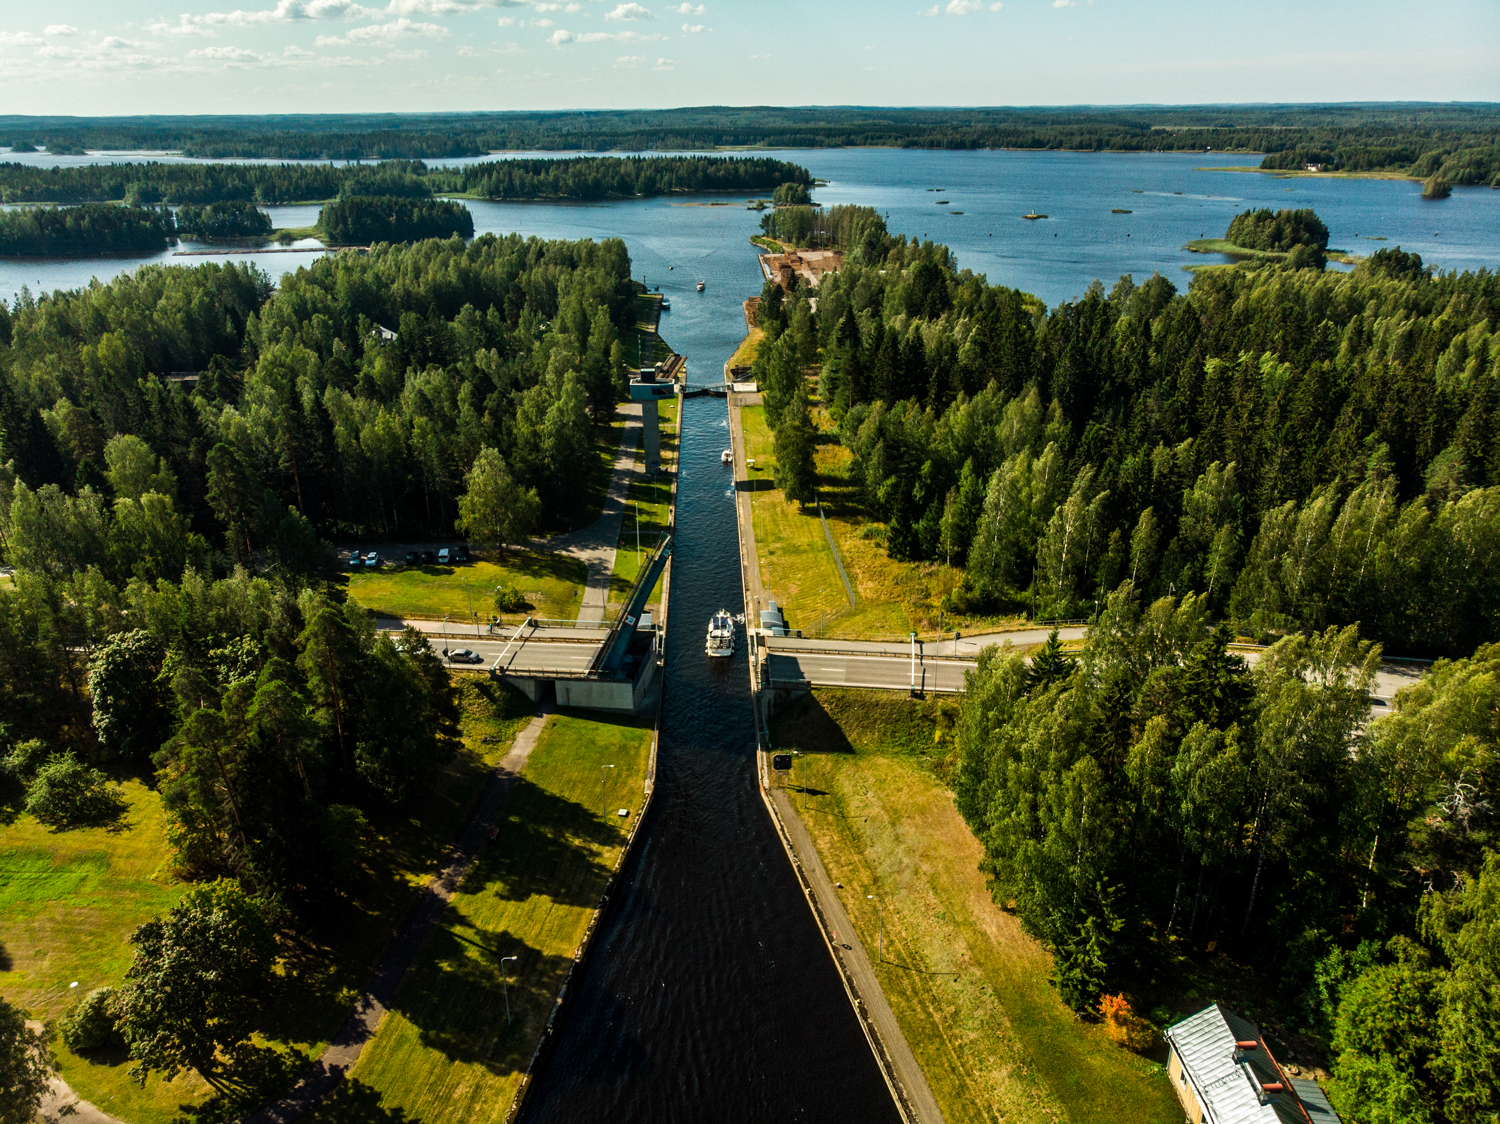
517;384;901;1116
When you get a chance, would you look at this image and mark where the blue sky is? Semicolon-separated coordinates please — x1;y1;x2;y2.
0;0;1495;116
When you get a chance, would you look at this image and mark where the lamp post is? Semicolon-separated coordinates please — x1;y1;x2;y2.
601;764;615;819
501;955;518;1024
867;894;883;962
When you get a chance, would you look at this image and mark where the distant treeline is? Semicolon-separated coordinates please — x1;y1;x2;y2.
0;154;810;205
0;203;174;257
320;196;473;244
175;200;272;240
1;106;1497;179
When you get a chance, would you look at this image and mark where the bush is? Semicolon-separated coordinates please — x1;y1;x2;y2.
1099;993;1157;1052
493;584;527;612
24;753;126;826
2;739;51;782
59;987;124;1053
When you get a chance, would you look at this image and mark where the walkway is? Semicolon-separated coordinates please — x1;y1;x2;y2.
531;401;642;625
727;389;768;615
235;708;553;1124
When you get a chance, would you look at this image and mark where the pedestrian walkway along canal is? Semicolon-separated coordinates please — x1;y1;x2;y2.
518;392;902;1122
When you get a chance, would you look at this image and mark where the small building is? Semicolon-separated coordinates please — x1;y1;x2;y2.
1164;1004;1341;1124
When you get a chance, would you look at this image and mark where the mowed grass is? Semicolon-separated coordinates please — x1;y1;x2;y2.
770;690;1181;1124
346;552;587;624
610;398;676;613
728;323;765;369
0;678;536;1124
328;711;654;1124
740;403;851;629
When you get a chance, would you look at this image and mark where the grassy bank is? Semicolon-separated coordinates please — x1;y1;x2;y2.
770;689;1181;1124
346;552;587;625
738;393;1029;640
0;677;536;1124
1184;238;1359;265
322;710;655;1123
609;397;676;613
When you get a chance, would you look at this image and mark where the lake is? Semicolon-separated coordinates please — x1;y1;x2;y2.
2;148;1497;312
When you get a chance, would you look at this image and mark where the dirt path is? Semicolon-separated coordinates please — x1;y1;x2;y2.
530;402;642;625
235;708;553;1124
25;1023;128;1124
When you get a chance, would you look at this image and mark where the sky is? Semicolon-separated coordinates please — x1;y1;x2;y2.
0;0;1495;116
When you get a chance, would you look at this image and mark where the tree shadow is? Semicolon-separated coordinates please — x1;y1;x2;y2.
393;928;576;1073
735;479;777;493
460;780;617;907
169;1043;312;1124
768;694;857;756
315;1078;427;1123
0;940;11;972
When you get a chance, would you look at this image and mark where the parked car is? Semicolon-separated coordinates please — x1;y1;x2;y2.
437;547;450;564
421;549;436;565
446;648;484;664
347;552;361;570
404;551;418;565
453;545;470;563
364;552;379;568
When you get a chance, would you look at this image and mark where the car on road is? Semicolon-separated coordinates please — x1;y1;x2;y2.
446;648;484;664
421;549;435;565
404;551;418;565
453;545;470;563
438;547;450;564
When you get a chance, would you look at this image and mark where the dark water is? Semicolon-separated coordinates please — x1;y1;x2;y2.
516;392;901;1123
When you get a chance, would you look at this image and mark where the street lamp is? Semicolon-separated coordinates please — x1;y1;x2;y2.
867;894;883;962
501;955;518;1024
601;764;615;818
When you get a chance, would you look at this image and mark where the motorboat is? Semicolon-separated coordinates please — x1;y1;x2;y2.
661;296;671;310
705;609;736;658
721;449;733;465
696;281;705;291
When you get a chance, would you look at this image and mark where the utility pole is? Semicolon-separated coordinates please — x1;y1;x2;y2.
909;632;917;695
867;894;883;962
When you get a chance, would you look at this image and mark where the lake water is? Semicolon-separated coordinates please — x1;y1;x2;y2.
3;149;1498;311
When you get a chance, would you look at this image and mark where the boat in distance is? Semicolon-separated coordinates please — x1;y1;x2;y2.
696;280;706;291
721;449;733;465
706;609;736;658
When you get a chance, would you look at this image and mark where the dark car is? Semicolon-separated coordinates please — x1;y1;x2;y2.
453;545;470;564
404;551;418;565
421;550;436;565
446;648;484;664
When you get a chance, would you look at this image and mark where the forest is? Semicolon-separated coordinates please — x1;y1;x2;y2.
0;154;812;205
174;199;272;240
0;229;643;1091
0;202;175;256
751;209;1500;659
319;196;474;244
1;106;1496;179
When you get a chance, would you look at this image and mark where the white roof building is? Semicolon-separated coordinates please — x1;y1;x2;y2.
1164;1004;1341;1124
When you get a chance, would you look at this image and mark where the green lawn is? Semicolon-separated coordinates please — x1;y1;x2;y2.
770;690;1182;1124
0;678;535;1124
609;398;676;614
345;553;587;625
324;711;655;1123
740;403;852;631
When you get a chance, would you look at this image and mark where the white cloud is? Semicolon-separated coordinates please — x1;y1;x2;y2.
548;28;573;43
918;5;938;15
316;16;448;42
284;44;316;54
189;44;262;58
605;3;654;19
100;37;142;49
535;18;553;26
553;28;665;41
651;55;672;69
989;1;1003;8
498;15;516;23
44;24;79;35
614;53;644;65
670;2;703;12
0;32;44;46
1051;0;1075;6
748;52;769;59
946;0;980;12
681;22;708;32
146;16;216;35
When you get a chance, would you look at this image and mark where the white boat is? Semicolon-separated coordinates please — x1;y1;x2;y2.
696;281;705;291
721;449;733;465
661;296;671;310
705;609;736;658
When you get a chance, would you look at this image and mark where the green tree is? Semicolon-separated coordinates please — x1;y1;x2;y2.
25;752;125;826
116;880;275;1088
0;996;56;1124
455;447;541;552
89;628;169;761
773;383;818;507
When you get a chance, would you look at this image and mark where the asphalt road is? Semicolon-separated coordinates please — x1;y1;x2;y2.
767;651;975;693
427;631;607;674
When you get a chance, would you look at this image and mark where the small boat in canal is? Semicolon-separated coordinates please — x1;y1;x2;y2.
705;609;736;658
696;281;706;291
721;449;733;465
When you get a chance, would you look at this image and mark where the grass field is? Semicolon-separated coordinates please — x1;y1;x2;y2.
738;396;1030;640
323;711;655;1123
0;677;535;1124
346;552;587;625
770;690;1181;1124
727;323;765;369
609;398;675;613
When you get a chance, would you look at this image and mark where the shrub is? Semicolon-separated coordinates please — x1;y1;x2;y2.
2;739;51;782
24;753;126;826
59;987;124;1053
494;584;527;612
1099;993;1157;1052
